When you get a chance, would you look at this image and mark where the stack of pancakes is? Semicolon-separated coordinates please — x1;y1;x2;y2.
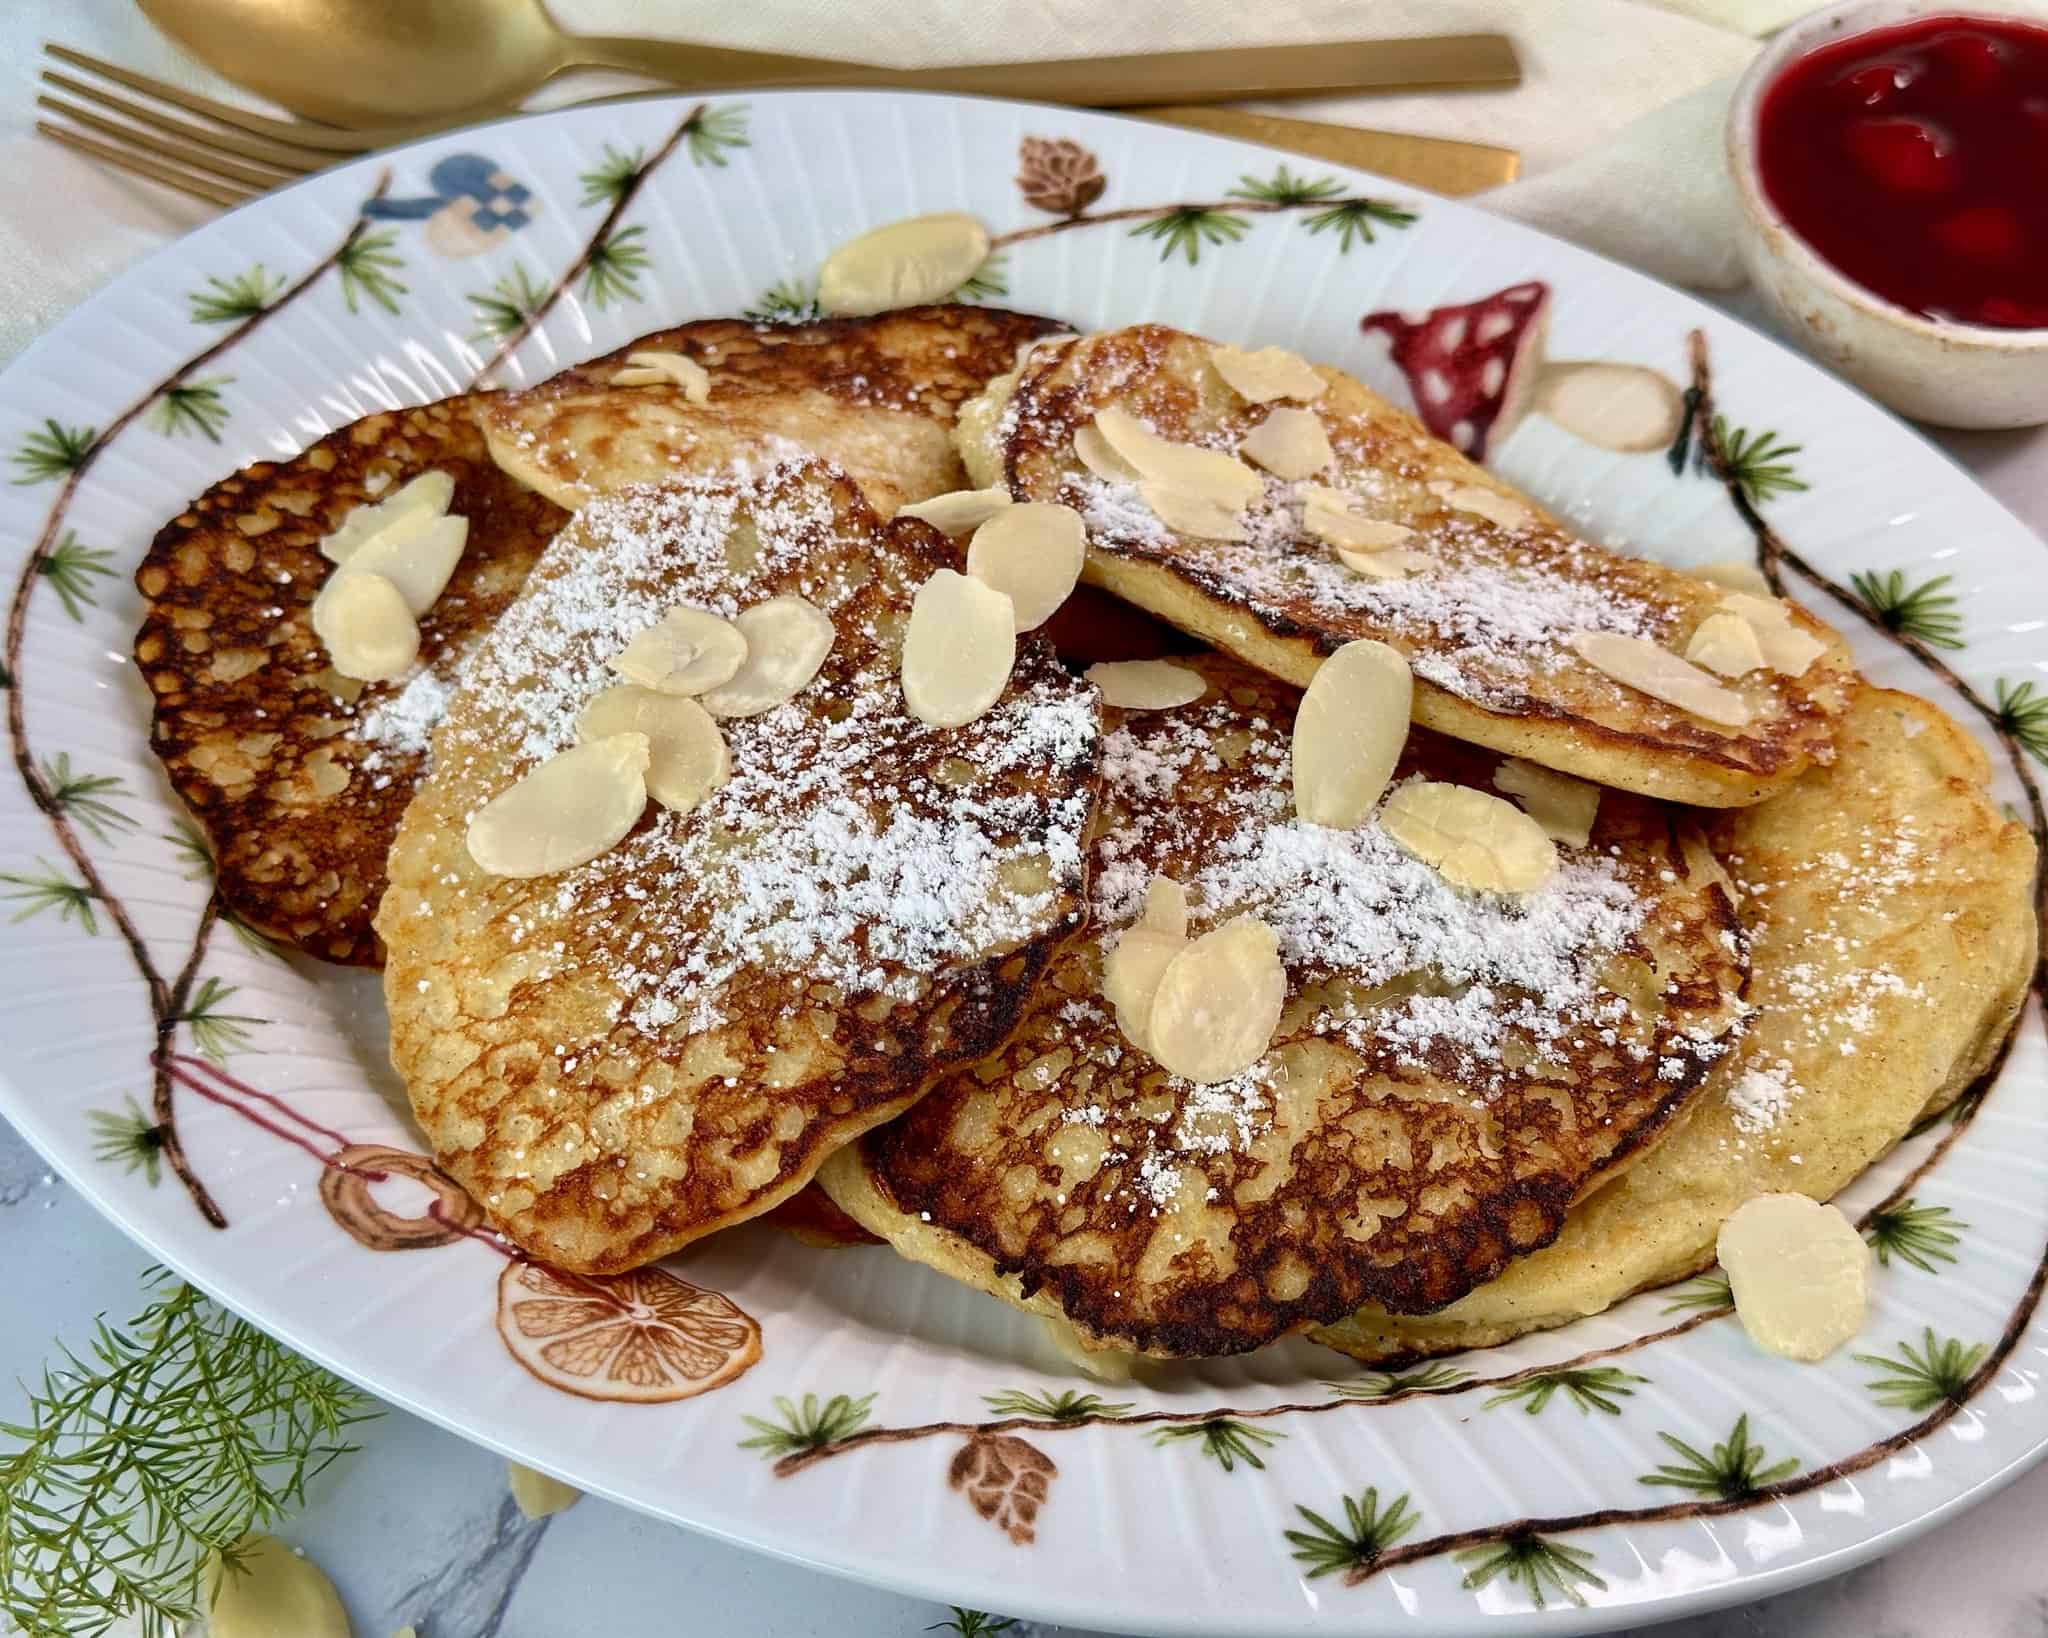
136;302;2036;1367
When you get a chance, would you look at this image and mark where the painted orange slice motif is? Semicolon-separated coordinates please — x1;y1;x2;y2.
495;1259;762;1404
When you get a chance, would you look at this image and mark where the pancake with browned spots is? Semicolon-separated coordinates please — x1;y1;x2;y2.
482;305;1065;517
378;462;1101;1273
821;654;1748;1358
957;326;1852;808
135;394;566;965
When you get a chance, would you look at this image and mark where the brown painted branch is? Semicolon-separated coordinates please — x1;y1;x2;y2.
473;107;703;386
153;895;226;1227
987;194;1403;252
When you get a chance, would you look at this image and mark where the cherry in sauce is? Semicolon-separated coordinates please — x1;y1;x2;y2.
1756;15;2048;329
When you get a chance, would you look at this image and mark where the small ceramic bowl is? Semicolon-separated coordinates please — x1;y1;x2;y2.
1726;0;2048;429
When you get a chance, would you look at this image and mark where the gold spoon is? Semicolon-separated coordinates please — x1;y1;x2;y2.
134;0;1520;129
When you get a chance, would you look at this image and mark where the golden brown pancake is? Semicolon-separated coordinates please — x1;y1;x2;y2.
482;306;1065;517
958;327;1852;808
378;462;1101;1273
135;394;566;965
821;654;1749;1357
1316;683;2037;1362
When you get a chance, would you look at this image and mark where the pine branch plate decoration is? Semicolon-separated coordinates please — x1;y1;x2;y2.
1;91;2045;1638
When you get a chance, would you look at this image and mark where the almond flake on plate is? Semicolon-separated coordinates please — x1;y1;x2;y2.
465;732;650;878
608;349;713;404
1431;479;1535;531
577;685;730;814
1334;543;1431;579
818;211;991;317
1718;592;1830;677
1140;874;1189;939
319;470;453;563
901;569;1015;727
1381;779;1558;894
1718;1192;1870;1361
898;486;1012;535
335;507;469;616
611;604;748;696
1084;658;1207;711
1293;638;1411;828
700;595;836;717
1684;611;1766;678
310;570;419;683
1073;422;1142;483
1209;342;1327;403
1138;479;1249;542
1238;406;1334;480
1092;407;1263;510
1102;924;1188;1056
1694;559;1774;596
1492;757;1601;849
1305;499;1416;556
1146;916;1287;1084
965;501;1086;630
1570;630;1753;727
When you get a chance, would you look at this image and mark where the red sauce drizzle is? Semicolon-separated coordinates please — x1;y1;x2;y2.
1756;14;2048;328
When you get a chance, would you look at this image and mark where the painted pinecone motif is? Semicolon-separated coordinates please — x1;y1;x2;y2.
1016;137;1106;216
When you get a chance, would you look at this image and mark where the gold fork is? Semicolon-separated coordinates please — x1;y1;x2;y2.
33;42;1521;208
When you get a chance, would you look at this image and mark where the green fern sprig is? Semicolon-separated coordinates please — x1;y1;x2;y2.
744;278;823;323
684;104;750;167
1639;1413;1798;1499
1;861;98;933
951;253;1009;302
1659;1270;1732;1315
1130;206;1249;264
1457;1533;1606;1609
1227;165;1344;205
0;1268;377;1638
1865;1198;1965;1272
87;1098;165;1186
1322;1361;1471;1399
582;226;650;309
171;977;263;1065
336;228;407;316
39;754;136;845
579;143;644;207
1710;416;1808;504
163;821;212;881
1485;1366;1646;1417
982;1387;1132;1421
466;263;551;341
1302;197;1418;252
223;911;284;962
737;1392;875;1458
1284;1486;1421;1580
37;533;117;622
1850;569;1964;649
11;419;96;484
187;266;284;325
153;377;233;441
926;1611;1014;1636
1151;1417;1282;1472
1995;678;2048;766
1855;1327;1987;1413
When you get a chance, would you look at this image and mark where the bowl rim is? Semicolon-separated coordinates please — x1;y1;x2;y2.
1724;0;2048;354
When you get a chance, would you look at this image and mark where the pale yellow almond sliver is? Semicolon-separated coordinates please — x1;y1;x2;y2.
700;595;837;717
1694;559;1773;596
898;486;1012;536
337;508;468;616
1492;757;1600;849
901;569;1015;727
1718;592;1829;676
966;502;1087;631
1718;591;1796;628
1084;658;1206;711
1293;638;1411;828
1093;408;1263;510
1718;1192;1870;1361
1138;480;1248;542
508;1460;584;1520
1381;779;1558;894
1141;875;1189;939
1684;611;1766;678
319;469;453;563
1570;630;1753;727
577;685;730;814
1073;422;1142;483
1147;916;1287;1084
1209;343;1327;404
206;1535;349;1638
818;212;991;317
311;570;419;683
1334;544;1431;579
466;732;650;879
1432;480;1534;531
615;349;712;405
1101;924;1188;1055
1238;407;1335;480
610;605;748;697
1307;504;1416;555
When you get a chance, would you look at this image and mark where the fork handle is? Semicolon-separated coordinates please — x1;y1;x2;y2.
563;33;1521;107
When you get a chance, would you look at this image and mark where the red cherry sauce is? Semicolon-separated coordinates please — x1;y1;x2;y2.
1756;15;2048;329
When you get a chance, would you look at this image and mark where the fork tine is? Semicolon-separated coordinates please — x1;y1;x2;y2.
36;95;302;192
40;68;330;175
35;120;252;207
42;43;386;154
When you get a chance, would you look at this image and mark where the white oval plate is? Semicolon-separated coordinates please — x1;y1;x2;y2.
1;92;2043;1637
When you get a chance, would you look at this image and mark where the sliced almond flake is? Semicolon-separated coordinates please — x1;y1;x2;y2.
608;349;713;405
1381;779;1558;894
818;211;991;317
577;684;730;814
1238;406;1335;480
1334;544;1432;579
901;569;1016;727
1492;757;1600;849
319;470;453;563
1084;658;1206;711
898;486;1012;536
311;570;419;683
1694;559;1774;596
1147;916;1287;1084
206;1535;349;1638
1073;422;1142;483
1299;483;1361;513
1293;638;1412;828
1430;480;1535;531
965;501;1087;631
1209;342;1327;403
609;605;748;697
465;732;650;878
700;595;837;717
1718;591;1797;628
1718;1192;1870;1361
1093;407;1263;509
1141;875;1189;940
1718;592;1829;676
1570;630;1753;727
1138;480;1249;542
507;1462;583;1520
335;508;468;616
1684;611;1766;678
1101;925;1187;1055
1305;502;1416;555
